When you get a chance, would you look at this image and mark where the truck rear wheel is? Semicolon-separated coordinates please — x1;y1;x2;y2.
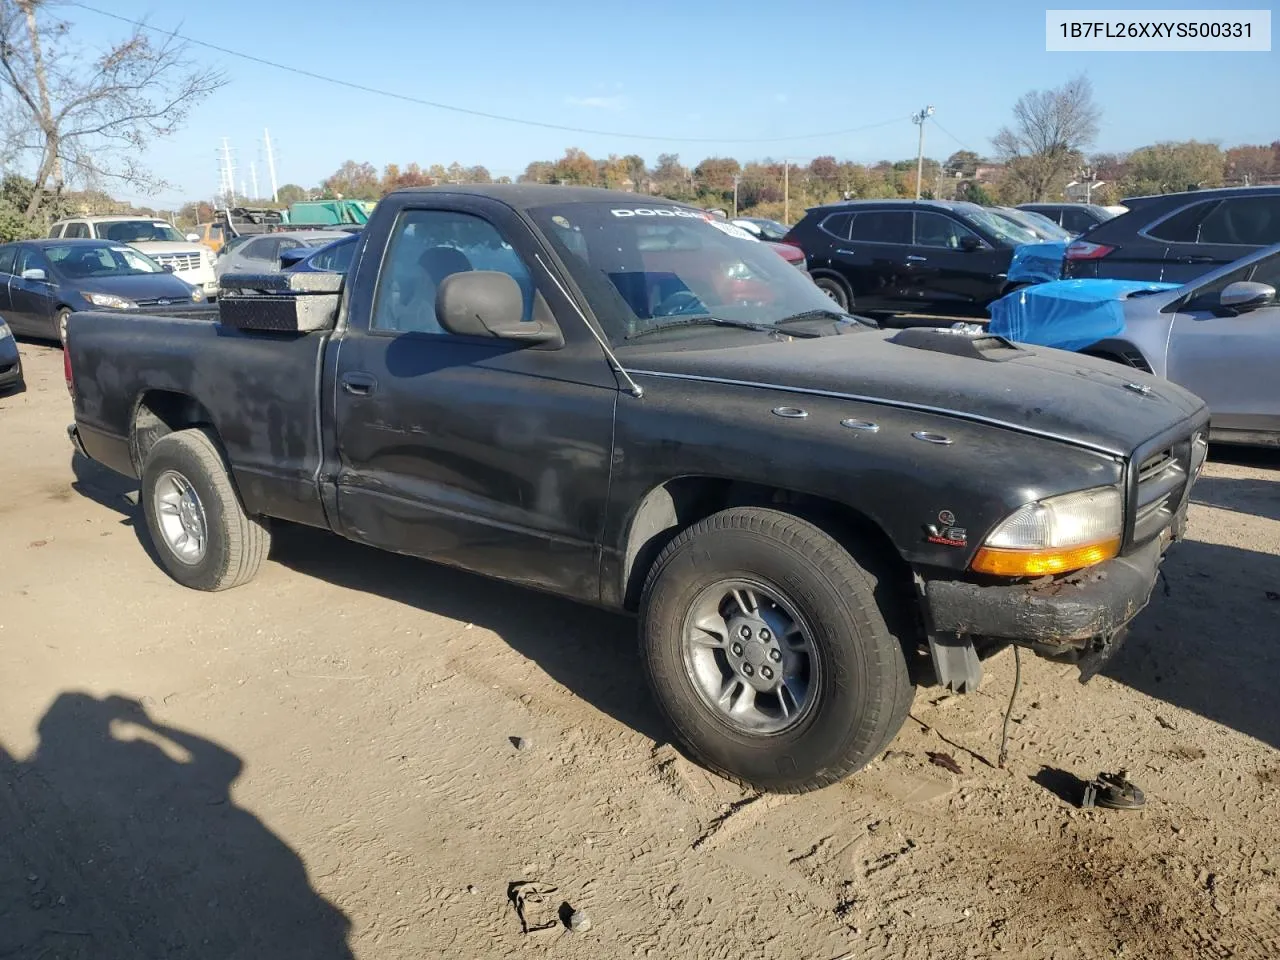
639;507;912;793
140;429;271;591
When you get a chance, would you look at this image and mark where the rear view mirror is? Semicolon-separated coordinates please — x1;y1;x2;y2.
959;236;983;252
161;263;175;273
435;271;563;346
21;268;46;281
1219;280;1276;313
186;233;200;243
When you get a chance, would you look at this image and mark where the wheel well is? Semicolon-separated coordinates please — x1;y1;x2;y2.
808;269;851;295
131;390;217;469
620;477;906;611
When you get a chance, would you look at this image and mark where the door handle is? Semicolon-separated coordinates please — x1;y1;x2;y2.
905;255;928;262
835;248;858;256
1177;255;1215;263
341;372;377;396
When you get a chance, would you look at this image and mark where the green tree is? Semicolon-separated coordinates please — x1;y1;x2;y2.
622;154;647;192
519;160;554;183
1122;141;1224;195
277;183;308;204
991;74;1101;202
321;160;380;200
945;150;980;178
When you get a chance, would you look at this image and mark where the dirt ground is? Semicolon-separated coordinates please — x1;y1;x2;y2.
2;341;1279;960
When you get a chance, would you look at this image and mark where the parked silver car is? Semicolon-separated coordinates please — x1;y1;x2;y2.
214;230;349;280
1086;242;1280;446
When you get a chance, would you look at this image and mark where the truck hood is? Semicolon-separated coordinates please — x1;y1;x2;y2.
626;327;1206;456
128;241;205;256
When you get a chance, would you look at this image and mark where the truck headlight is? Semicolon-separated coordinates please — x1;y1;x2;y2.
971;486;1122;576
82;292;138;310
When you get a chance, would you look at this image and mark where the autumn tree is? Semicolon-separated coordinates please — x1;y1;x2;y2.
0;0;224;218
991;74;1101;202
322;160;380;199
551;147;597;185
1224;144;1275;184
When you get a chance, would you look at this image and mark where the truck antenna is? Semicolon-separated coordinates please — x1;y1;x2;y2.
534;252;643;399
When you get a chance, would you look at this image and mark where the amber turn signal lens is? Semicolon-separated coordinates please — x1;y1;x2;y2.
970;537;1121;577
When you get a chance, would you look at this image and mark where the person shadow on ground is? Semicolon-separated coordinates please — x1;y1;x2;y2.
0;692;353;959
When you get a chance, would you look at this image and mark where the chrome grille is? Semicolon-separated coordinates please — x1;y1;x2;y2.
153;252;202;272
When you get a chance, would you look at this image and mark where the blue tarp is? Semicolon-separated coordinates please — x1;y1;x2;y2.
988;279;1181;351
1007;241;1068;284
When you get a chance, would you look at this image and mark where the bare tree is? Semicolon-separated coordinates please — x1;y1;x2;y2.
991;75;1101;202
0;0;224;218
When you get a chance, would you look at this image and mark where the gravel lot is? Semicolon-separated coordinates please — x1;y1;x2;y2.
2;341;1278;959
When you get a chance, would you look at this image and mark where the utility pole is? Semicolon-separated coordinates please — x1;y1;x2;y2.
783;161;790;223
219;137;237;206
250;161;259;201
263;128;279;202
912;105;935;201
732;175;740;218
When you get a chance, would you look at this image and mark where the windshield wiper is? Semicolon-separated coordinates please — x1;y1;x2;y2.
625;316;777;340
775;308;878;330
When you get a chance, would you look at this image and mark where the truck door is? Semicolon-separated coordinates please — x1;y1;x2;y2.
330;197;619;603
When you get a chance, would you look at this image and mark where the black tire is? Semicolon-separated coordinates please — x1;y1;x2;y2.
813;275;851;311
53;307;71;344
639;507;912;793
140;428;270;591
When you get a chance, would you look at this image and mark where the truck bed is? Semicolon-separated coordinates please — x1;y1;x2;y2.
69;311;332;528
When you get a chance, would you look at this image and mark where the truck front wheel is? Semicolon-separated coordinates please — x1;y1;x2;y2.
140;429;271;591
639;507;912;793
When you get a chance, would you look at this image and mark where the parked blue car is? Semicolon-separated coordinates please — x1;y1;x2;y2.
280;233;359;274
0;316;23;393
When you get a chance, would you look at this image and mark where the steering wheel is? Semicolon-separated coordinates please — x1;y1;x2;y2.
652;289;705;317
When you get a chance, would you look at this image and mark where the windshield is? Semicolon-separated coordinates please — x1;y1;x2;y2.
960;207;1040;247
47;243;165;278
531;202;852;345
996;208;1072;242
98;220;187;243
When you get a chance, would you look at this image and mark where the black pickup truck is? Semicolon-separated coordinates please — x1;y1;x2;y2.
66;185;1209;793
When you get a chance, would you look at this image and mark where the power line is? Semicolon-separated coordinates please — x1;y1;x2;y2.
932;118;975;153
66;1;908;146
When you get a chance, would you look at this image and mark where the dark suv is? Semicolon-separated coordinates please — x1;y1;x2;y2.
1018;203;1115;236
784;200;1039;315
1061;186;1280;283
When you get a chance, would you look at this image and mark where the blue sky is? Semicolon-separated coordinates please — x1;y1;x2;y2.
62;0;1280;207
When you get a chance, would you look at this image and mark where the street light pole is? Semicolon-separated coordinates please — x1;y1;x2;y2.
912;105;935;201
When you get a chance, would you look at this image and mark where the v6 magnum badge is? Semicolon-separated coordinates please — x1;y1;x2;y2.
925;509;967;547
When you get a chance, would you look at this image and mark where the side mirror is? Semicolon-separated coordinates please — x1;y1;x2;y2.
186;233;200;243
21;267;46;281
436;271;562;346
1220;280;1275;313
161;263;175;273
959;235;983;252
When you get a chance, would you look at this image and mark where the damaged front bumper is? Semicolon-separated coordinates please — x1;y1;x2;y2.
920;520;1179;691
